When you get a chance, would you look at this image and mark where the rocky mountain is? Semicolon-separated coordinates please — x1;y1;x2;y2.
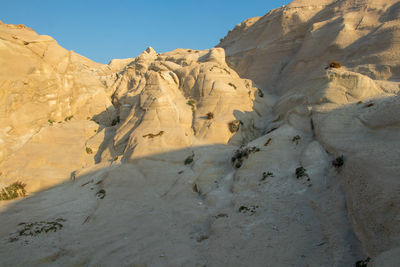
0;0;399;266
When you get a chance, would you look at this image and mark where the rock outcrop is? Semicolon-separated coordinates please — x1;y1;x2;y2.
0;0;399;265
219;0;400;263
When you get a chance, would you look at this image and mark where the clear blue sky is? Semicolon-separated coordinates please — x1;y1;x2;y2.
1;0;291;64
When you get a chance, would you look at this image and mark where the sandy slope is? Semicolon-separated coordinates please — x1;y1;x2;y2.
0;0;400;266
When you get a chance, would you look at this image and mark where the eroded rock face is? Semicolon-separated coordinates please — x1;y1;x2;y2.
0;0;399;265
218;0;400;262
218;0;400;95
0;21;123;191
106;47;268;161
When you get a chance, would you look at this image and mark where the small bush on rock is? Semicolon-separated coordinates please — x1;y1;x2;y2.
261;172;274;181
9;218;66;242
187;99;197;111
296;167;308;179
228;120;241;133
238;205;258;215
0;182;26;200
232;146;260;168
228;82;237;89
184;153;195;165
292;135;301;145
206;112;214;120
355;257;371;267
143;131;164;139
332;155;344;168
96;189;106;199
64;115;73;122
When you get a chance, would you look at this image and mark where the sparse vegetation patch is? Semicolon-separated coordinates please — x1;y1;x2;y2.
184;152;195;165
64;115;73;122
187;99;197;111
228;82;237;89
231;146;260;168
332;155;344;168
143;131;165;139
206;112;214;120
228;120;241;133
0;181;26;201
355;257;371;267
96;189;106;199
9;218;66;242
261;172;274;181
86;147;93;154
238;205;258;215
296;167;308;179
292;135;301;145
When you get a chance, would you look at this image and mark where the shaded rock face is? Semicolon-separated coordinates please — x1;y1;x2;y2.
218;0;400;262
0;0;399;266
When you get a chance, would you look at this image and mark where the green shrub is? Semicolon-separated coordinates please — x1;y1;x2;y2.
96;189;106;199
332;155;344;168
228;82;237;89
86;147;93;154
206;112;214;120
292;135;301;145
355;257;370;267
12;218;65;239
261;172;274;181
187;99;197;111
228;120;241;133
238;205;258;215
232;146;260;169
64;115;73;122
184;153;195;165
0;182;26;201
296;167;308;179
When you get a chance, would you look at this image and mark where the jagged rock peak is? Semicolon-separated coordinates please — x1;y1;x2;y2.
145;46;157;55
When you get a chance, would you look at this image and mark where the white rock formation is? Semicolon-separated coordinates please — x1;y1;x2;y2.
218;0;400;264
0;0;399;266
